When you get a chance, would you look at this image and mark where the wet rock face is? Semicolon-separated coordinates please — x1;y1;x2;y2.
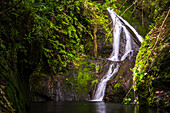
31;73;93;102
31;80;91;102
104;86;126;102
54;82;90;101
31;64;95;102
98;44;112;58
104;70;133;102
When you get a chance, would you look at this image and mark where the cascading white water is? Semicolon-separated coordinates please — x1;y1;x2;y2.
92;8;143;101
93;63;120;101
116;14;144;43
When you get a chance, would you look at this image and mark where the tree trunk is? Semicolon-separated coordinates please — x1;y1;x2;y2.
93;24;98;57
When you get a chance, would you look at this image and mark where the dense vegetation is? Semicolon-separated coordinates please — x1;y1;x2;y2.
132;2;169;108
0;0;169;113
0;0;115;112
125;0;169;109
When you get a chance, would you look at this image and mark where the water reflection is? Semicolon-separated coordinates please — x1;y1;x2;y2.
94;101;134;113
95;102;106;113
93;102;166;113
134;105;139;113
30;101;168;113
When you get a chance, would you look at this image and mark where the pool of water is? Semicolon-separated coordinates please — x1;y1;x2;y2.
30;101;167;113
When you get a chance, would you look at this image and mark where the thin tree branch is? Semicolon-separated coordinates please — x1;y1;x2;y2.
142;2;144;27
120;0;143;17
104;27;113;44
120;3;134;16
0;0;22;15
119;0;128;10
141;8;169;70
0;88;15;112
99;21;112;30
121;82;134;104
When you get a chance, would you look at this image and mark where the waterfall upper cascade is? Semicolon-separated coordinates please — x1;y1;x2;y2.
92;8;143;101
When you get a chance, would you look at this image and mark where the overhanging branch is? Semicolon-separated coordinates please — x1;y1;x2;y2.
0;0;22;15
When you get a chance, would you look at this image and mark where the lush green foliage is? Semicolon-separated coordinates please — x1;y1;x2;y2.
132;1;169;106
0;0;117;112
1;0;168;112
65;58;96;92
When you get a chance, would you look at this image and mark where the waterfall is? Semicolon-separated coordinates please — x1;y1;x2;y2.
93;63;120;101
92;8;143;101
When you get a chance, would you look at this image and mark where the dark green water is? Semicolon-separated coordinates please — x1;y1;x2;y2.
30;101;167;113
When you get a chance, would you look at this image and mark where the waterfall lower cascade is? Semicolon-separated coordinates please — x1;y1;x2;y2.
92;8;143;101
